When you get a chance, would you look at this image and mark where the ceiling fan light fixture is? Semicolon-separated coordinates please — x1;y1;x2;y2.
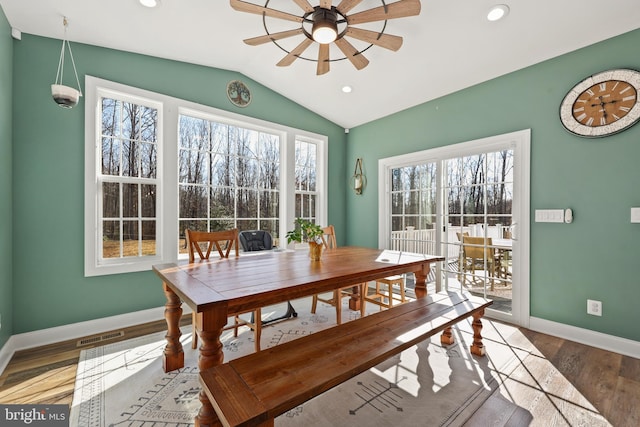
312;9;338;44
487;4;509;21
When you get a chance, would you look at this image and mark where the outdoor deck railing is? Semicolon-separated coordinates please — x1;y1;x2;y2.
389;225;511;259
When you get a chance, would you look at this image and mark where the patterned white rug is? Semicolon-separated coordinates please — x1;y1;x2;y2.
69;295;524;426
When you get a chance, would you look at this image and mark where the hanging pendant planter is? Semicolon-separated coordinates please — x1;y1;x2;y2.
51;17;82;108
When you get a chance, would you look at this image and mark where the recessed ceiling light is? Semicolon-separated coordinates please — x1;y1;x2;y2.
139;0;160;8
342;86;352;93
487;4;509;21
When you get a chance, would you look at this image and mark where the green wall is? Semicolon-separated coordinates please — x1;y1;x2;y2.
346;28;640;342
0;8;12;349
10;34;346;334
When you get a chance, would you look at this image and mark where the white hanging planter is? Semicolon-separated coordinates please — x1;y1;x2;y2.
51;84;80;108
52;17;82;108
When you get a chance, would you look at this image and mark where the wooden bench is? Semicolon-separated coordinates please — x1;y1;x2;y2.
200;291;493;427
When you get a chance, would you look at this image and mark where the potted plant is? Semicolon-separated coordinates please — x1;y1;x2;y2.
286;218;324;261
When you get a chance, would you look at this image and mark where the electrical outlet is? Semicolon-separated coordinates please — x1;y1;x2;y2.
587;299;602;316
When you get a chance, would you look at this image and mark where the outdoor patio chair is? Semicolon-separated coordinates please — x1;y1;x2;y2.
459;235;497;290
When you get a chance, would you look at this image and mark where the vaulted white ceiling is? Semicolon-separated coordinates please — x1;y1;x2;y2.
1;0;639;129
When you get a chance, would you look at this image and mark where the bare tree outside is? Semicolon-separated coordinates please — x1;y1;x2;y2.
98;100;316;258
295;140;317;225
178;114;282;253
100;98;158;259
446;151;513;228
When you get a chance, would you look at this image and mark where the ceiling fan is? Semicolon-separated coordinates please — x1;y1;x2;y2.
229;0;422;75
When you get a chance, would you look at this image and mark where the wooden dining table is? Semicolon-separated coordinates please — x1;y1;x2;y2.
153;246;444;426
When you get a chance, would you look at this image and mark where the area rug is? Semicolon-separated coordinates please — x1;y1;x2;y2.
69;295;525;426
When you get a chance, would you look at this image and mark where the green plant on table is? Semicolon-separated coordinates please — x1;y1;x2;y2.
286;218;324;244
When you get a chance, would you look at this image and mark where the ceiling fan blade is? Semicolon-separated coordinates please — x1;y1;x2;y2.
319;0;333;9
334;37;369;70
230;0;304;23
336;0;365;15
317;43;330;75
347;0;421;25
292;0;315;13
277;37;314;67
244;28;305;46
345;27;403;51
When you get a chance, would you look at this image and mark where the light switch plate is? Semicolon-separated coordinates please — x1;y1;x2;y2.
535;209;565;223
631;207;640;223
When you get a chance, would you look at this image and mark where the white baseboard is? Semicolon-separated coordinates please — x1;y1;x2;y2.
529;317;640;359
0;336;16;377
0;305;194;377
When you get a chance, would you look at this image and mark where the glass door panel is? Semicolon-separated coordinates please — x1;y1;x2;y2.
441;150;513;314
389;164;438;293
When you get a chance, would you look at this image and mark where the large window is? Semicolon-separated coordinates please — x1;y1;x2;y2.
85;77;327;276
100;98;160;260
178;115;281;253
294;139;317;222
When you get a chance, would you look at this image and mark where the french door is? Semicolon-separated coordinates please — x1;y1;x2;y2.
378;130;530;326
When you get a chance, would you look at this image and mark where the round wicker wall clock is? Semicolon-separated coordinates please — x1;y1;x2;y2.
559;68;640;138
226;80;251;108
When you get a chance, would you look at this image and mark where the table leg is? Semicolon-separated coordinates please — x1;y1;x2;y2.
195;307;227;426
162;282;184;373
470;309;486;357
348;284;362;312
414;267;429;299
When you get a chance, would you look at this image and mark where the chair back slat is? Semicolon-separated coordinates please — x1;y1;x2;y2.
321;225;337;249
185;228;240;263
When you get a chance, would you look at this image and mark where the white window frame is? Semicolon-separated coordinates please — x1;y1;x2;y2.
293;137;323;222
85;76;328;276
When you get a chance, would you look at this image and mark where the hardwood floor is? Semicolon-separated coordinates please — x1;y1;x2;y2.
0;316;191;407
0;316;638;426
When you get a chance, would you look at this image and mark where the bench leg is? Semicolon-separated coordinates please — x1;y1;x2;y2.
162;282;184;373
470;309;486;357
195;309;228;426
440;326;455;345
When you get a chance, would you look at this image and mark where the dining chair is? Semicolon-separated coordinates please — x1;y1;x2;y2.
458;235;497;290
311;225;365;324
364;235;409;311
238;230;298;323
364;274;407;310
496;248;512;280
238;229;273;252
185;228;262;352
